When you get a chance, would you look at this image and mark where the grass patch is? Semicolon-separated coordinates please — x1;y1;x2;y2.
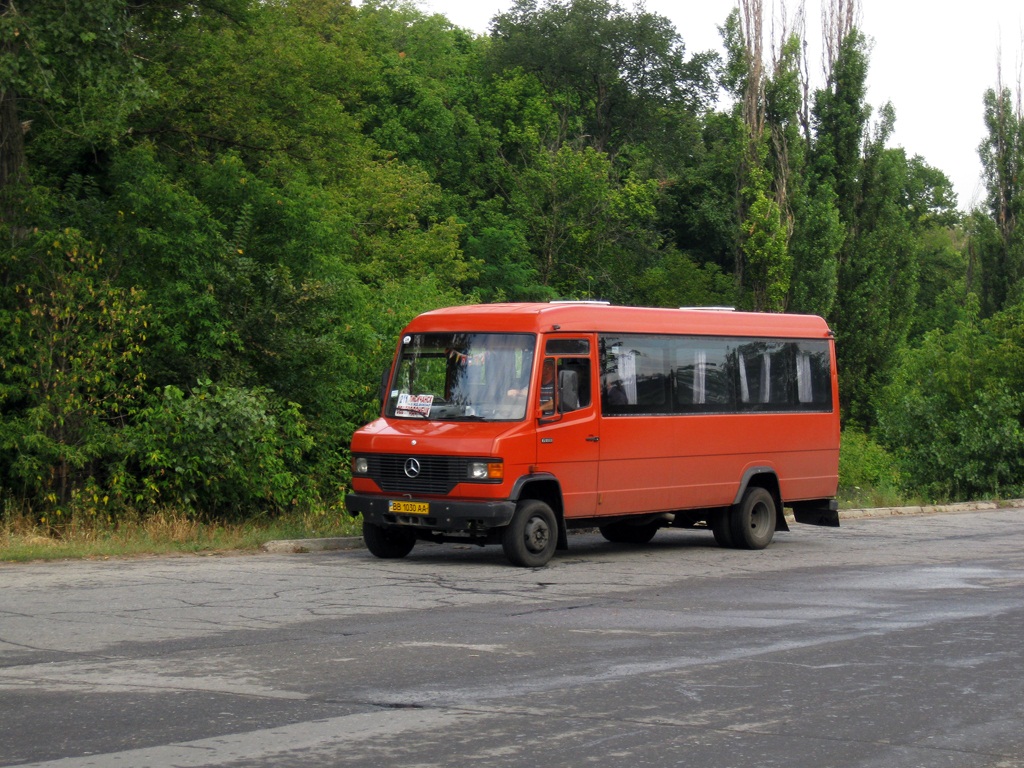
0;506;362;563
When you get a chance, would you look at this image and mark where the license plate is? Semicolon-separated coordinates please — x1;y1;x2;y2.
389;500;429;515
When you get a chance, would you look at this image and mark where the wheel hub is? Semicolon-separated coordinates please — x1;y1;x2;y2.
524;517;550;553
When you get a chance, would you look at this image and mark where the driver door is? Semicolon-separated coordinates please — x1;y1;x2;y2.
535;336;600;518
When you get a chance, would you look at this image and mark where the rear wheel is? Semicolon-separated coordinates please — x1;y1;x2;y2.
599;521;659;544
363;522;416;559
502;500;558;567
729;487;777;550
711;510;735;548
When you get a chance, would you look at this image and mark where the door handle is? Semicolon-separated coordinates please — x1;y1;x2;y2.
585;436;600;442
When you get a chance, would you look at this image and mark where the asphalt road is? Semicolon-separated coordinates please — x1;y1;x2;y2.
2;508;1024;767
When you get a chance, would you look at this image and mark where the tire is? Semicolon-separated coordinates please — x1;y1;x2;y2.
711;509;735;548
729;487;777;550
599;521;659;544
502;500;558;567
363;522;417;559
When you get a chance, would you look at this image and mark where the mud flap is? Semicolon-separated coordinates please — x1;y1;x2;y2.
791;499;840;527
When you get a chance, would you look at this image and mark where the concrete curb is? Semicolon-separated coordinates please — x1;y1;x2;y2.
835;500;1007;520
260;537;365;554
262;500;1024;554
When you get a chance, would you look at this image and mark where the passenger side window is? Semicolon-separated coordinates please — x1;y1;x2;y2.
600;334;832;415
673;341;735;411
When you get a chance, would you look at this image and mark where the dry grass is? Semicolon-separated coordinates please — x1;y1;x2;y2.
0;504;360;562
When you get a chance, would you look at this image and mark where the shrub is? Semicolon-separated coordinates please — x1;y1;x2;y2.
838;428;905;507
128;380;316;517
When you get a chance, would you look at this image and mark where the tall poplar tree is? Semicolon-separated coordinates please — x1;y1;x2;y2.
978;82;1024;313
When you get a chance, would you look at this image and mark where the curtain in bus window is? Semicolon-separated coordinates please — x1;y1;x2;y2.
738;352;750;403
734;343;775;407
692;349;707;404
796;350;813;403
760;351;771;404
617;351;637;404
796;340;832;410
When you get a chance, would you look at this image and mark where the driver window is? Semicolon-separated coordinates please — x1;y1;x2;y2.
542;338;592;415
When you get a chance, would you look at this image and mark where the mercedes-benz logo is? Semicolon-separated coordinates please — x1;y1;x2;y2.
404;458;421;478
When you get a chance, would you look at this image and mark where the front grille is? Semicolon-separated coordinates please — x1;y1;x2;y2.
366;454;470;495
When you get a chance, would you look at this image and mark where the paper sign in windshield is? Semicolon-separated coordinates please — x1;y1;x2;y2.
396;393;433;416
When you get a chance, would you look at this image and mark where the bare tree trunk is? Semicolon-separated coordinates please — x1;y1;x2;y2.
740;0;765;145
822;0;859;79
737;0;800;296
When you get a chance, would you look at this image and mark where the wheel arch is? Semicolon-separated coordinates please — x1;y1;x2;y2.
510;474;568;550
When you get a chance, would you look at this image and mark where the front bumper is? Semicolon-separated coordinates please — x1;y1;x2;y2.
345;492;516;533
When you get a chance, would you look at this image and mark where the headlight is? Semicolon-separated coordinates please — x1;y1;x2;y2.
353;457;369;474
468;461;503;481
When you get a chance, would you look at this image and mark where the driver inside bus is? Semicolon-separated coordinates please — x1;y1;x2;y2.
505;349;534;400
537;360;556;415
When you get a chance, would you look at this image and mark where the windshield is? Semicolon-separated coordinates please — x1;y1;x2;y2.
386;333;536;421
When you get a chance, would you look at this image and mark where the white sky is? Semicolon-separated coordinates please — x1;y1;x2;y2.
417;0;1024;211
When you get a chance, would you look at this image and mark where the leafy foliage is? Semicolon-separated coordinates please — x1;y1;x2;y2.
879;302;1024;500
0;231;148;511
838;428;904;507
0;0;1016;521
129;380;315;516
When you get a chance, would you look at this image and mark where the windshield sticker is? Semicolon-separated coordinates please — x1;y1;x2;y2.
396;393;433;416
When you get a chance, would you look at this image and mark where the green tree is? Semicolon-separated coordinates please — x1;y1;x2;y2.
788;181;843;317
488;0;715;156
3;0;477;515
633;250;735;308
902;158;965;340
977;84;1024;313
835;106;920;426
909;225;970;340
740;159;790;311
0;0;144;219
879;300;1024;500
811;28;870;228
507;142;660;300
0;231;148;511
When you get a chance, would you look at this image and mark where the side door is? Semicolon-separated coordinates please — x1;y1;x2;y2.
534;336;600;518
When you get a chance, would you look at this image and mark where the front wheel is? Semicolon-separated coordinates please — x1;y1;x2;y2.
363;522;417;559
502;500;558;567
729;487;777;550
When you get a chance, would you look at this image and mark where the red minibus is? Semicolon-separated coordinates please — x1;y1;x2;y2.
346;302;840;567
